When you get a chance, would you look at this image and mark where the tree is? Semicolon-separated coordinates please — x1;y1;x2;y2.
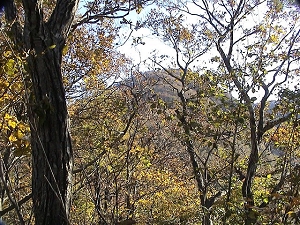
3;0;149;224
190;1;300;224
141;0;300;224
143;10;231;224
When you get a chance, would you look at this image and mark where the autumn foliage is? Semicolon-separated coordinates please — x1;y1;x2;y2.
0;0;300;224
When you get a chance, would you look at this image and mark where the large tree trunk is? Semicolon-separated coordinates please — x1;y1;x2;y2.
5;0;78;224
27;45;73;224
25;17;75;225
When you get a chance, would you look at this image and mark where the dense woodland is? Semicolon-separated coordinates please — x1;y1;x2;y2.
0;0;300;224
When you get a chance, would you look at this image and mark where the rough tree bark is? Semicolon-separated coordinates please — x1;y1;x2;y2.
5;0;79;224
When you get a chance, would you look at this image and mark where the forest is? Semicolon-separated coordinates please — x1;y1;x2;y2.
0;0;299;224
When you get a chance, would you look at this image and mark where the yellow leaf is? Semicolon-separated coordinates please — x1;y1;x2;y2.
107;165;113;172
8;119;17;129
4;114;11;120
48;44;56;49
16;130;24;139
62;45;68;55
3;51;12;57
259;24;266;32
136;5;142;14
287;211;295;216
5;59;16;75
269;34;279;44
18;123;27;132
9;134;17;142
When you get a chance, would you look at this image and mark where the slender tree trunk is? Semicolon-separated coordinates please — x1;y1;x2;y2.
176;90;213;225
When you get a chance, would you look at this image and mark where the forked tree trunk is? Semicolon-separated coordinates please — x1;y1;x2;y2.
5;0;79;224
24;20;75;225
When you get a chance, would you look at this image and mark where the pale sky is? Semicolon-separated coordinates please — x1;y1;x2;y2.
115;8;175;66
